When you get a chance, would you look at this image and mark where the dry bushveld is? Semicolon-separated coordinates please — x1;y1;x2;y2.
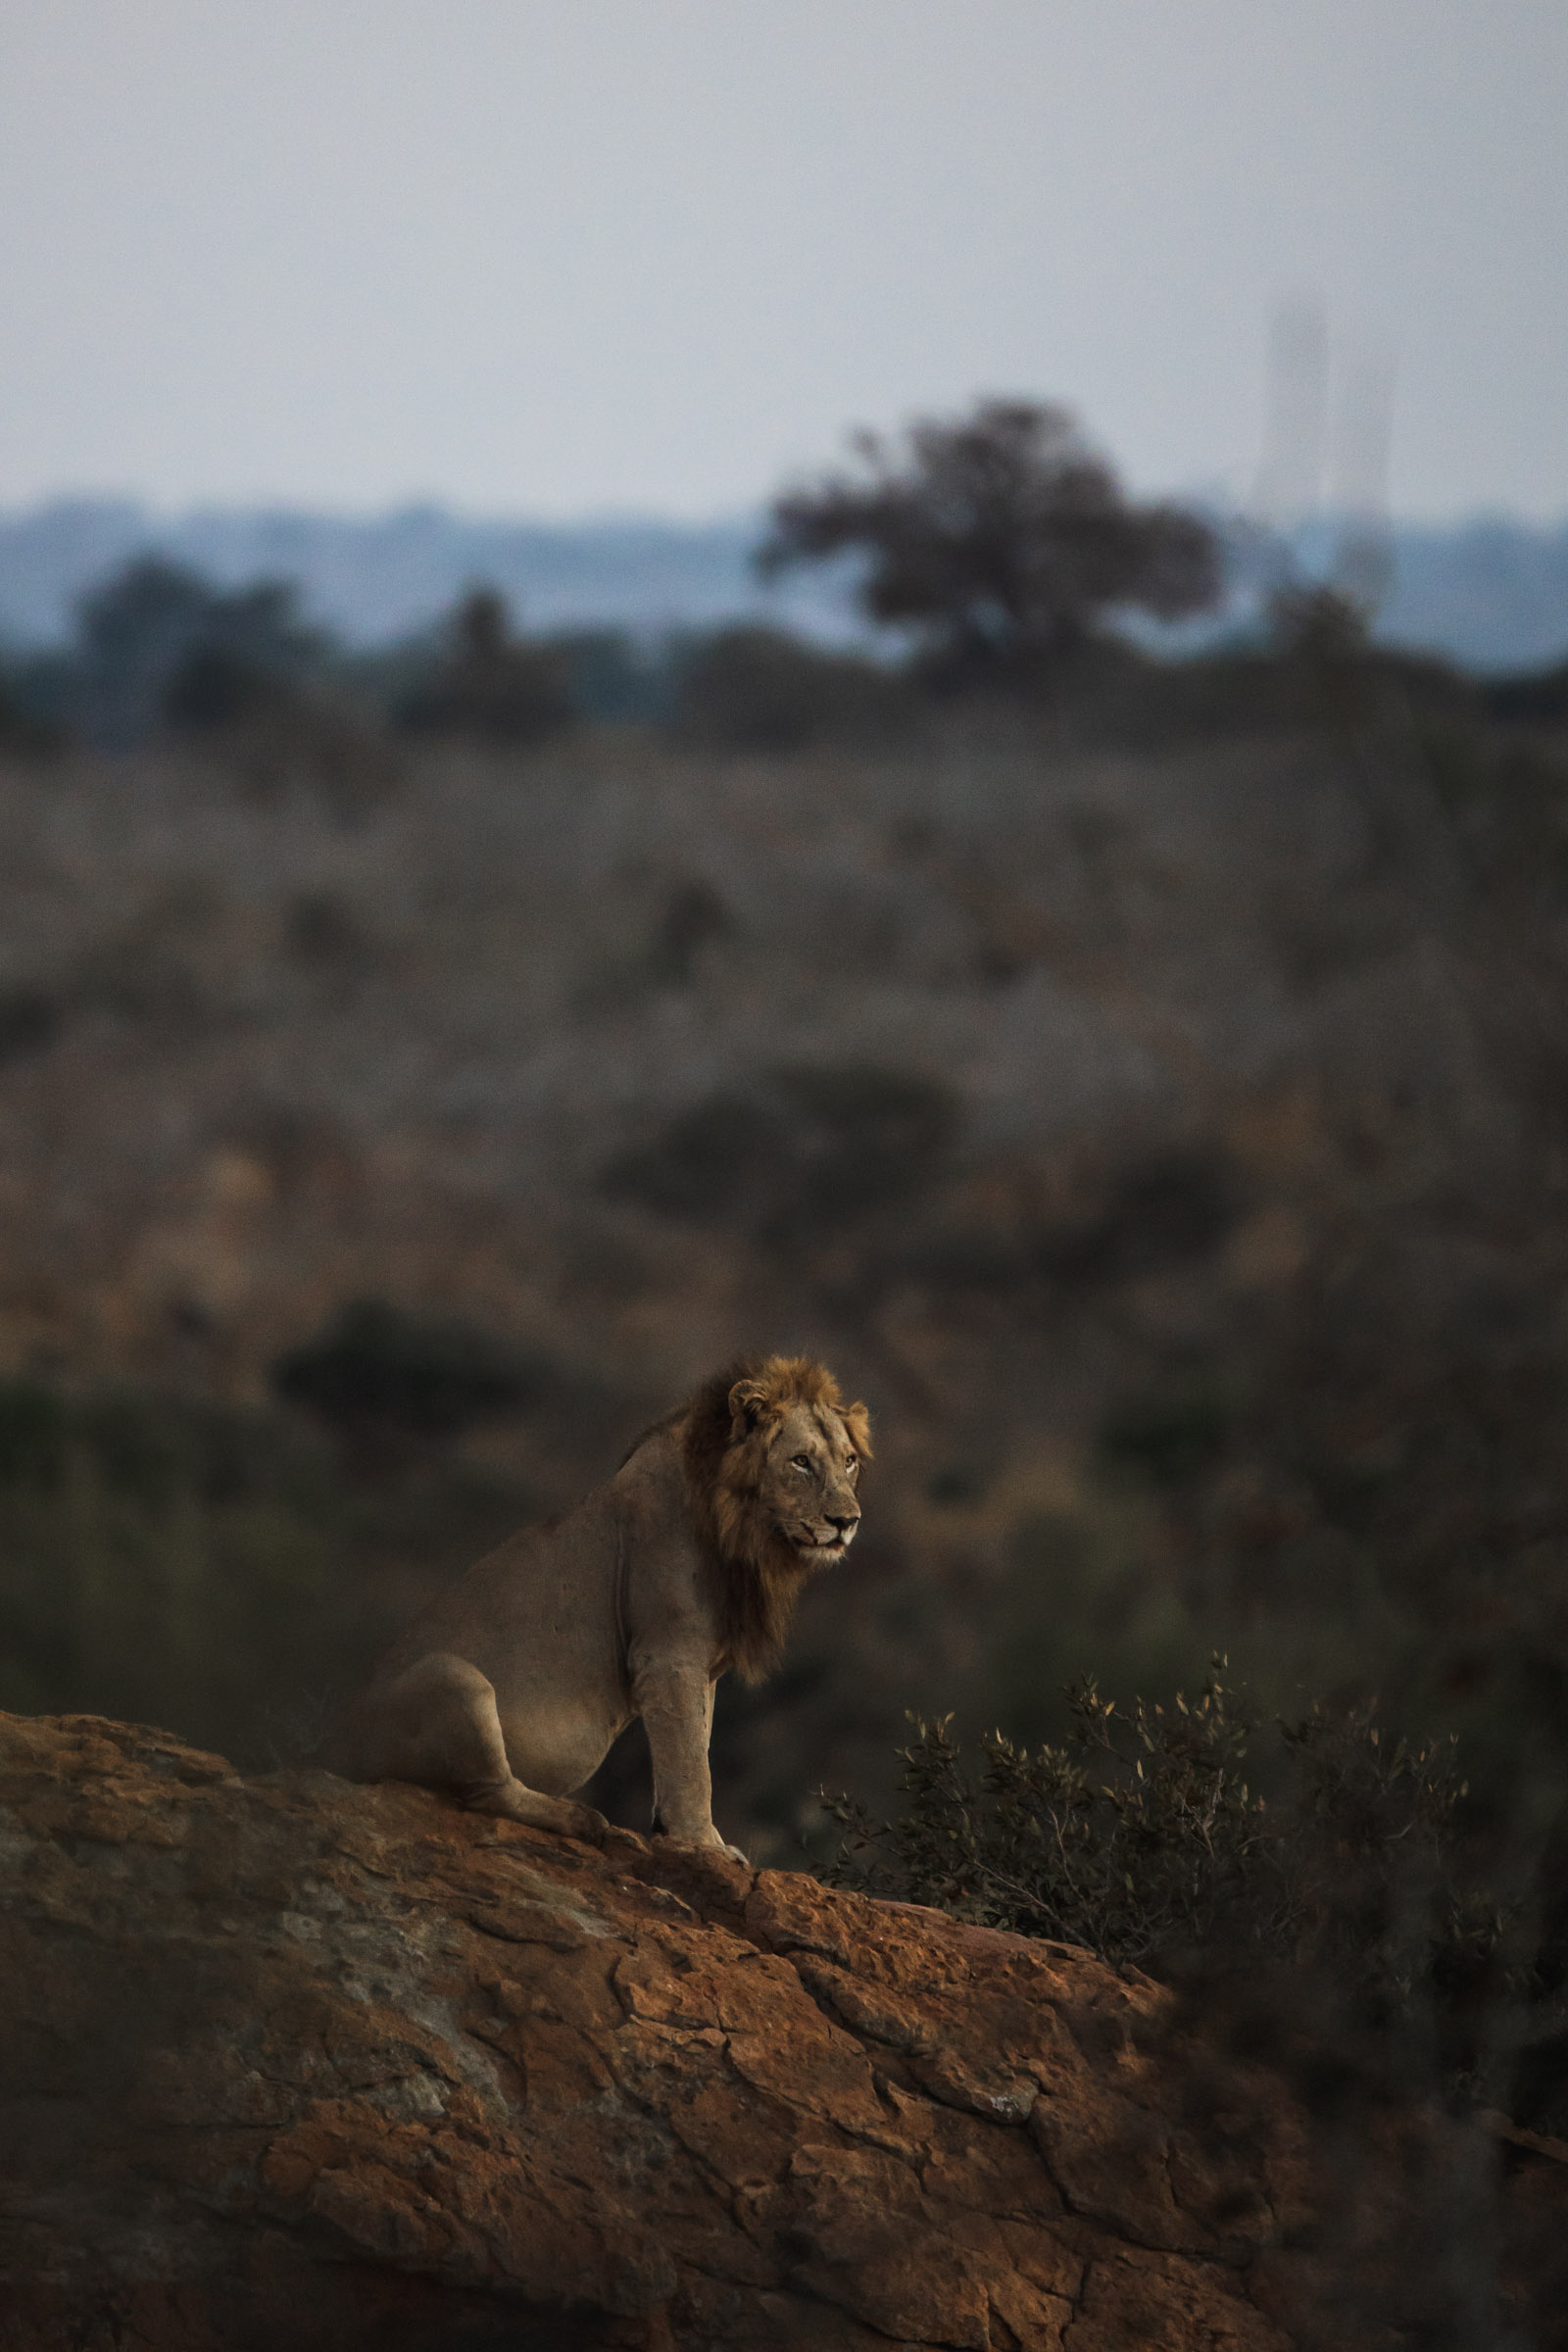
2;682;1567;1895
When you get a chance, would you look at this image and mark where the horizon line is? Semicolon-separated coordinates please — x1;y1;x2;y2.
4;492;1568;537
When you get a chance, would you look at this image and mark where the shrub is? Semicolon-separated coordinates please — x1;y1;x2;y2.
0;987;62;1065
0;667;66;756
669;625;914;751
644;880;734;987
1097;1365;1238;1488
398;587;571;747
271;1299;547;1450
161;640;290;730
548;628;673;725
1046;1155;1238;1287
603;1063;958;1242
1484;657;1568;725
820;1664;1561;2106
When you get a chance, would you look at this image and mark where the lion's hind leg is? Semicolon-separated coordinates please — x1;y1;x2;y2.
357;1650;607;1842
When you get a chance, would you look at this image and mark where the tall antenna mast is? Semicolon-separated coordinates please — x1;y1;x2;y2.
1253;294;1329;537
1328;330;1397;619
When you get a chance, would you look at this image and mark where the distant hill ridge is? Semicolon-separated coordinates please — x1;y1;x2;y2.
0;501;857;653
2;496;1567;671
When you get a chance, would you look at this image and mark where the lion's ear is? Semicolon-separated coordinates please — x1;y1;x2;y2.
728;1378;771;1441
840;1399;873;1460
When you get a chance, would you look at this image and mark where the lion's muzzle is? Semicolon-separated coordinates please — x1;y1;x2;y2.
792;1518;858;1562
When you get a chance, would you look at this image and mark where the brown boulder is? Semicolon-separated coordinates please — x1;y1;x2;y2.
0;1711;1561;2350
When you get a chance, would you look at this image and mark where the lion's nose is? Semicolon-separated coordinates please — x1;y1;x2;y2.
826;1508;859;1535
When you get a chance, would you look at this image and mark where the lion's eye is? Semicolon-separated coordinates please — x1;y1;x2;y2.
791;1454;812;1473
846;1458;859;1481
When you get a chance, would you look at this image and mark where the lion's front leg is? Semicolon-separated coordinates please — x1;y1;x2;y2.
634;1659;748;1865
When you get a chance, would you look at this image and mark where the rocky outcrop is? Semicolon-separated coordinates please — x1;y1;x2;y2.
1;1711;1563;2351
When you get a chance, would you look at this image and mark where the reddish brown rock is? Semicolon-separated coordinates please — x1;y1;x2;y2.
1;1711;1563;2350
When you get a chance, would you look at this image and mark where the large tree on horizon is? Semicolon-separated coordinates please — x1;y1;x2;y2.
760;398;1221;684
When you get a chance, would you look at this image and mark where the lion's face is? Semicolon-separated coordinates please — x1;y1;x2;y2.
749;1396;863;1568
698;1357;871;1680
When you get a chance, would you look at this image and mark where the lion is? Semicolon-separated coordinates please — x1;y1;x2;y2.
317;1354;869;1860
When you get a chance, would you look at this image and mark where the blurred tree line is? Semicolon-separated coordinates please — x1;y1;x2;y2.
0;551;912;759
4;398;1566;763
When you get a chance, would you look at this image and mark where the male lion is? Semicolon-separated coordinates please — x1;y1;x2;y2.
318;1355;869;1859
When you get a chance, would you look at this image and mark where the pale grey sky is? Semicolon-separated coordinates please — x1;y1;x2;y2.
1;1;1564;520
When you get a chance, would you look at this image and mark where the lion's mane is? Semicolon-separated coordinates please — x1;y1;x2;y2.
676;1353;872;1685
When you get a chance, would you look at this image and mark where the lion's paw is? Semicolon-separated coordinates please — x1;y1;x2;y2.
560;1801;609;1844
657;1831;750;1869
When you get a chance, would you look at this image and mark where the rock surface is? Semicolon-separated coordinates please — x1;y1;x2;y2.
1;1711;1563;2350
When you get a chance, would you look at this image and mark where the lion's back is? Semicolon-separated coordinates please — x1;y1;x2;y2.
369;1482;625;1704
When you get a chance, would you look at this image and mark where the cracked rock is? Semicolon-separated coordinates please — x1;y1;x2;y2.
2;1711;1564;2350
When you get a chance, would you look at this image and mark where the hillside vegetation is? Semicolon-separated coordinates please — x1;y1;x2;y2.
2;644;1567;1915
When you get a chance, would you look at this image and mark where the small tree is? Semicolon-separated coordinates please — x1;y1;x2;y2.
18;558;329;747
400;587;571;747
760;398;1220;686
